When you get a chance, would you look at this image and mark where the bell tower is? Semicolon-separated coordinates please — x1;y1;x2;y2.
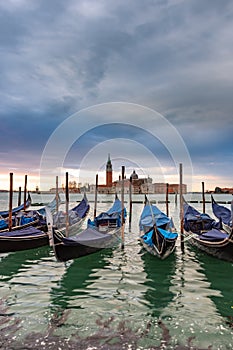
106;154;112;187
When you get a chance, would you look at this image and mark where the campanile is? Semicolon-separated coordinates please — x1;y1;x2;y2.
106;154;112;187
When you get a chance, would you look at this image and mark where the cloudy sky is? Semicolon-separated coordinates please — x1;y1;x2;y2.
0;0;233;191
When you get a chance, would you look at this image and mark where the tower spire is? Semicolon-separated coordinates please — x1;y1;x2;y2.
106;154;112;187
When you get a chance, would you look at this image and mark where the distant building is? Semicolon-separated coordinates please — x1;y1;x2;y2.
168;184;187;194
89;155;187;194
106;154;113;187
152;183;167;194
214;187;233;194
129;170;152;194
97;154;115;194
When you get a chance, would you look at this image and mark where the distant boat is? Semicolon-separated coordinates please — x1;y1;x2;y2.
139;196;178;259
211;195;232;234
52;194;126;262
183;201;233;262
0;193;31;218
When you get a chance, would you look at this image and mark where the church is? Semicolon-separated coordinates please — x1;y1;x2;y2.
89;155;187;194
94;155;153;194
97;154;115;194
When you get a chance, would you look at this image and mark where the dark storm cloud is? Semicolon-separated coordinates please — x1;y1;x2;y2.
0;0;233;188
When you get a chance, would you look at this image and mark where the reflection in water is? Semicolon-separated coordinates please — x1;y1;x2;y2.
0;247;66;335
0;193;233;349
50;249;113;311
140;249;176;318
0;246;51;283
161;245;233;349
194;250;233;319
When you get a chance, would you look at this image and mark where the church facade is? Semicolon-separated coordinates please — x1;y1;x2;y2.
90;155;187;194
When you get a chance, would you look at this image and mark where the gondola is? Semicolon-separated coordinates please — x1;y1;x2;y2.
0;225;49;253
0;194;89;254
183;201;233;262
211;195;232;234
139;197;178;259
52;193;90;234
0;193;31;218
52;194;126;262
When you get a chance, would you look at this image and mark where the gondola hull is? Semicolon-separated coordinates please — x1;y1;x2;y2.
52;226;121;262
0;227;49;253
53;239;103;262
52;195;126;262
183;201;233;262
139;199;178;259
139;228;177;259
184;230;233;263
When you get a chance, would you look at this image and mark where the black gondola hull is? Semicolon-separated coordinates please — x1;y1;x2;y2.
139;226;177;259
52;226;121;262
184;230;233;263
0;234;49;253
139;237;176;259
53;242;102;262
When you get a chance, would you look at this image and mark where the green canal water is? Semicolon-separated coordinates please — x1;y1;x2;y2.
0;193;233;349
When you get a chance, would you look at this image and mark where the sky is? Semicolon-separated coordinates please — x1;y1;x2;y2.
0;0;233;192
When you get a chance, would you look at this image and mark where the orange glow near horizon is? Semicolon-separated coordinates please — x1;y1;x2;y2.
0;173;40;192
0;171;231;193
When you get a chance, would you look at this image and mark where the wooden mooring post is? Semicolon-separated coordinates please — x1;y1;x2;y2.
166;183;169;217
202;181;206;213
65;172;69;237
56;176;59;213
8;172;13;231
121;166;125;249
23;175;27;210
94;174;98;219
129;177;132;232
179;163;184;253
18;186;21;206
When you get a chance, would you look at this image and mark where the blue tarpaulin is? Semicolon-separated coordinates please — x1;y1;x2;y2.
157;227;178;240
211;195;232;226
199;229;229;241
139;204;170;230
141;227;154;247
88;197;126;227
184;202;222;232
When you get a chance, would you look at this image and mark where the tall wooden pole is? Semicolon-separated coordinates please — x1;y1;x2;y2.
202;181;205;213
166;183;169;217
65;172;69;237
231;195;233;230
129;177;132;232
8;173;13;231
179;163;184;253
24;175;27;210
56;176;59;212
94;174;98;219
121;166;125;249
18;186;21;206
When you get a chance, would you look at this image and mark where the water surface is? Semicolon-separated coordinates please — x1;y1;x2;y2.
0;192;232;349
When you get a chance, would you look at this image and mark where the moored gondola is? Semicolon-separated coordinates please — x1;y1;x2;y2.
52;194;126;262
139;196;178;259
0;193;31;218
0;194;89;254
183;201;233;262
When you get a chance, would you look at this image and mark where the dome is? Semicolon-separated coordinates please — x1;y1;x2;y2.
130;170;138;180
